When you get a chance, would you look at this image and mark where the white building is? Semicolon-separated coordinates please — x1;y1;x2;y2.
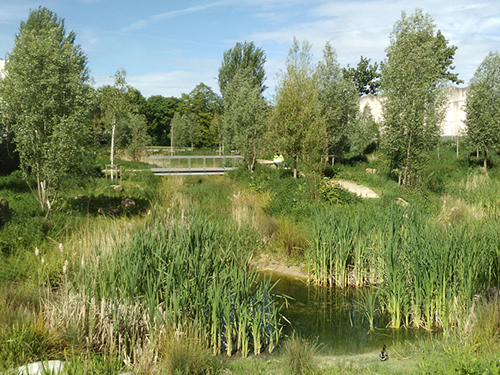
358;86;469;137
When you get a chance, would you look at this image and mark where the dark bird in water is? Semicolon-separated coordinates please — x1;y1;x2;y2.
379;345;389;361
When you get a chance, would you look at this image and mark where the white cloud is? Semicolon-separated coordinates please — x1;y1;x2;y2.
246;0;500;87
123;1;229;32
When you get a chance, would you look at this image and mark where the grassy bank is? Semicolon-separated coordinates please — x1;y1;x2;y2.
1;143;500;373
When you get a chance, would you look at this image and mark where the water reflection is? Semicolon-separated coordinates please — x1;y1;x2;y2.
263;272;439;355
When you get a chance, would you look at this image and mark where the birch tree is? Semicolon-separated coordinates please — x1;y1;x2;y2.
100;69;128;180
0;7;93;210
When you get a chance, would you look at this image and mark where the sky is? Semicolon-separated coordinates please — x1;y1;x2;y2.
0;0;499;99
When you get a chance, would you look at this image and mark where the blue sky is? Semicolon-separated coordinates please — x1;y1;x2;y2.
1;0;499;99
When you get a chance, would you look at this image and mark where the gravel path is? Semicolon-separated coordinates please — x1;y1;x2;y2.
337;180;379;198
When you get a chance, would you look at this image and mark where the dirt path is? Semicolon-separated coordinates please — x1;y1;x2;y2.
253;253;309;280
337;180;379;198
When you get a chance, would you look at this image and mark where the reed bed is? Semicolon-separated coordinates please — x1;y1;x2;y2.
67;210;281;359
308;204;500;330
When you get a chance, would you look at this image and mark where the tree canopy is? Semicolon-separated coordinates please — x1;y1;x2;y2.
381;9;459;185
218;41;267;96
269;38;327;178
464;51;500;169
224;68;268;172
0;6;93;210
317;42;359;163
177;83;221;148
342;56;380;96
171;112;200;150
144;95;179;146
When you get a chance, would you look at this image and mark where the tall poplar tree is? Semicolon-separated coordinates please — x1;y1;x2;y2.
464;51;500;169
218;41;266;97
316;42;358;163
381;9;459;185
224;68;268;172
269;38;326;178
0;7;93;210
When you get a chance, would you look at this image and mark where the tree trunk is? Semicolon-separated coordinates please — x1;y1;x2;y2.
293;155;298;179
484;146;488;169
171;126;174;156
111;117;116;181
404;132;413;186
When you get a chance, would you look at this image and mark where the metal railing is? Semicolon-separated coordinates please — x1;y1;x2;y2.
149;155;243;176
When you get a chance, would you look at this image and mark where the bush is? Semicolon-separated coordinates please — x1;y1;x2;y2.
160;335;221;375
282;333;320;375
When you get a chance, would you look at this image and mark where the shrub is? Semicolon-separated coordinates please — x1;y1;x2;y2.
282;333;320;375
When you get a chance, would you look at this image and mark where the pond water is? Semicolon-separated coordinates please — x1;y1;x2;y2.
263;272;440;355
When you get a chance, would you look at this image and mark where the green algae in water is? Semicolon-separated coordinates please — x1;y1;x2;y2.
265;272;441;355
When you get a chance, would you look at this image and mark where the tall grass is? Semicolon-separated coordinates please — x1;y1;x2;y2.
63;209;281;359
282;333;320;375
307;204;500;330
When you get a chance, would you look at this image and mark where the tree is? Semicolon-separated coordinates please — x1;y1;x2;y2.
177;83;221;147
268;38;327;178
100;70;151;169
316;42;359;163
209;113;224;155
342;56;380;96
123;114;151;162
464;51;500;169
224;69;268;171
0;7;93;210
381;9;459;185
218;41;267;96
144;95;179;146
99;69;129;180
351;104;379;155
170;112;200;150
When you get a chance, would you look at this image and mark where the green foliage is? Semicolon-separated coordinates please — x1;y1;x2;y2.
177;83;222;148
318;179;361;205
342;55;381;96
0;6;94;210
381;9;459;185
144;95;179;145
171;112;201;149
464;51;500;169
308;203;500;330
260;173;312;218
350;105;379;156
317;42;359;162
282;333;320;375
269;38;327;178
224;68;268;171
161;335;221;375
98;70;151;168
218;41;267;96
85;211;281;357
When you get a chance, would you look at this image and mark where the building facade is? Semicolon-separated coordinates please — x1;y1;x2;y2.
358;86;469;137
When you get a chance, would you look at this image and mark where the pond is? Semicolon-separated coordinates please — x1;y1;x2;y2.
263;272;440;355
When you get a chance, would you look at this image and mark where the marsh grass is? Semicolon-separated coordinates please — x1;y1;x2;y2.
282;333;321;375
307;203;500;330
274;217;309;259
58;208;282;360
159;330;221;375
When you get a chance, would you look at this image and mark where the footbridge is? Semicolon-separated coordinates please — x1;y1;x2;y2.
149;155;243;176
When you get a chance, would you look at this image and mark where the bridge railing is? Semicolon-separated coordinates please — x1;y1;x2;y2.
149;155;243;175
